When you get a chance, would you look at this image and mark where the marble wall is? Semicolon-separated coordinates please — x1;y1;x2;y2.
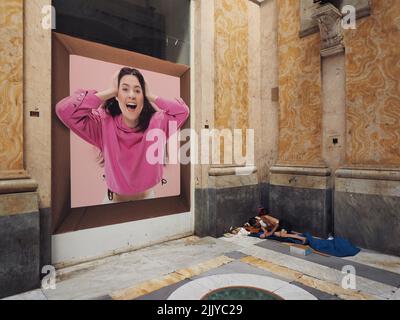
0;0;24;177
344;0;400;166
194;0;262;236
335;168;400;256
0;0;43;297
214;0;249;131
0;0;51;204
258;0;279;183
214;0;249;160
24;0;52;208
276;0;400;169
248;1;262;178
193;0;214;189
277;0;324;165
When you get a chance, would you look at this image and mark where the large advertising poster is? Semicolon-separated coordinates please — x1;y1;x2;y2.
68;55;181;208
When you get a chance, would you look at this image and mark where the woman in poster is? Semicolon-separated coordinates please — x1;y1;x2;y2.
56;67;189;203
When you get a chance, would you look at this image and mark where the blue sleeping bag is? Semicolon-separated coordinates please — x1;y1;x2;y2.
304;232;360;257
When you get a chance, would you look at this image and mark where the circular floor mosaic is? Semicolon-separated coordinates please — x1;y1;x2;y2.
203;286;283;300
167;273;317;300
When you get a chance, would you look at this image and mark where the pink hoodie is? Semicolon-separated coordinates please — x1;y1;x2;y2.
56;89;189;196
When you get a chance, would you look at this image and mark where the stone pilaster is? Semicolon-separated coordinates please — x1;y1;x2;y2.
195;0;261;237
270;0;332;237
0;0;40;298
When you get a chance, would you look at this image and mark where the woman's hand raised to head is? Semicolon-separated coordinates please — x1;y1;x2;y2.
111;70;119;96
95;70;119;101
145;81;158;103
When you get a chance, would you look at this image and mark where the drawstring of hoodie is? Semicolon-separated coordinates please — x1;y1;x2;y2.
103;174;114;201
108;189;114;201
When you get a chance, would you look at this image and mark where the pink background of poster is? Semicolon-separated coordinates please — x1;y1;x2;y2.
70;55;181;208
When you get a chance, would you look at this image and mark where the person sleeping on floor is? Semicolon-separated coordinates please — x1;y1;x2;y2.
244;207;361;257
245;207;308;244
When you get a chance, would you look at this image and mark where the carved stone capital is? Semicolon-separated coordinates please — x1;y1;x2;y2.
311;3;344;57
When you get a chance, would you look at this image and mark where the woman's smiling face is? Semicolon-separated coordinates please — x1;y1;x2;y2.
117;75;144;127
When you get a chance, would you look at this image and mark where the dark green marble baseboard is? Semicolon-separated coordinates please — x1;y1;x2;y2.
335;191;400;256
195;184;260;237
269;184;333;238
0;211;40;298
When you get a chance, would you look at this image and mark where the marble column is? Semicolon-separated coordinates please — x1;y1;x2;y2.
0;0;40;298
270;0;331;238
258;0;280;210
312;3;347;182
195;0;260;237
310;3;347;241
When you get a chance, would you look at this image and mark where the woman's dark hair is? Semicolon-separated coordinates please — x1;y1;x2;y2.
248;217;259;228
257;206;267;216
104;67;156;132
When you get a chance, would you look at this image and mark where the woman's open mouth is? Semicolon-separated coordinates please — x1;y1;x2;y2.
126;103;137;111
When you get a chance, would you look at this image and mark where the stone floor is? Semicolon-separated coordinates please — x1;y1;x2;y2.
3;234;400;300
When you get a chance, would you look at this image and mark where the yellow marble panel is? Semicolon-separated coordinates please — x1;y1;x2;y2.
0;0;23;173
214;0;249;161
277;0;323;165
344;0;400;166
111;255;233;300
24;0;52;207
241;255;377;300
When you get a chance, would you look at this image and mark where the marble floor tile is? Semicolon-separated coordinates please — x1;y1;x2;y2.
297;274;379;300
343;249;400;275
239;245;397;300
219;234;265;248
191;260;290;283
389;288;400;300
46;236;236;300
273;283;317;300
4;235;399;301
3;289;48;300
